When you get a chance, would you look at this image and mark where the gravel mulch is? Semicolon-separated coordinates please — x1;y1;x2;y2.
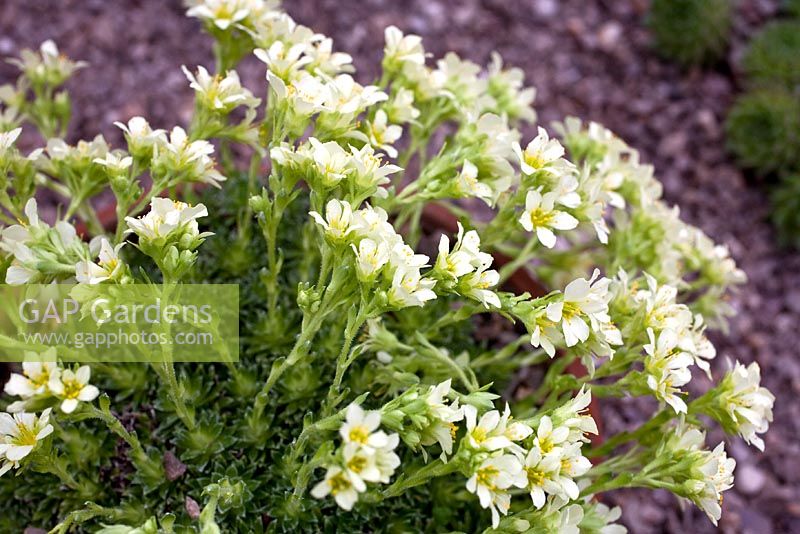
1;0;798;532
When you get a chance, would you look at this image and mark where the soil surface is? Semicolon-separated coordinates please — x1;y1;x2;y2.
1;1;798;532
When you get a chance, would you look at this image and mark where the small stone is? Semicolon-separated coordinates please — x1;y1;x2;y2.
737;464;767;495
533;0;558;18
597;21;623;52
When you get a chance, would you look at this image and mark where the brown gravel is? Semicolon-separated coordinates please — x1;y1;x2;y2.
1;0;798;532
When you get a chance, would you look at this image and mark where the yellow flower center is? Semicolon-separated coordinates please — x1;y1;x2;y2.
347;455;367;474
25;368;50;389
62;377;83;400
328;472;352;496
476;466;498;490
539;437;554;454
561;302;581;321
348;426;369;444
524;150;546;170
12;423;38;447
526;466;545;487
471;427;488;443
528;208;554;228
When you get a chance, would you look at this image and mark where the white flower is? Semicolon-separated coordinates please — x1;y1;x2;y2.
182;65;259;112
373;433;401;483
383;26;426;68
549;387;598;442
310;465;363;510
48;366;100;413
386;88;420;123
722;361;774;451
546;270;613;347
93;152;133;175
351;238;390;280
339;403;389;450
419;380;464;457
466;454;526;528
347;143;402;195
0;408;54;477
254;41;311;80
114;116;165;156
125;198;208;241
519;190;579;248
388;265;437;308
532;416;570;456
693;443;736;525
185;0;255;30
463;405;513;451
454;160;494;205
310;199;357;241
0;127;22;152
643;328;693;414
435;223;492;280
307;137;351;187
634;274;694;335
366;110;402;158
342;441;382;485
153;126;226;187
513;127;568;176
523;444;562;508
3;353;59;399
76;239;125;284
496;404;534;442
462;268;501;308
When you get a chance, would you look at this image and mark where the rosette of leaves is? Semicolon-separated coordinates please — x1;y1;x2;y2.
725;89;800;174
742;20;800;90
771;173;800;248
648;0;733;66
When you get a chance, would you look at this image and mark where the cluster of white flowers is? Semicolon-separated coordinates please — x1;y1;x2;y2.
625;273;720;412
433;223;501;308
125;198;209;243
714;361;775;451
311;403;400;510
665;425;736;525
0;198;94;285
528;269;621;359
8;40;86;88
3;352;100;414
310;200;439;308
382;27;536;123
461;389;596;528
271;137;401;198
185;0;281;32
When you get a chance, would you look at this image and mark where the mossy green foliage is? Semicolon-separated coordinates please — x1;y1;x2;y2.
771;173;800;248
0;176;493;532
725;89;800;175
648;0;734;66
742;20;800;90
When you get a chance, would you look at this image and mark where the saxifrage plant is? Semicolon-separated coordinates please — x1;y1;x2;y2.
0;1;774;532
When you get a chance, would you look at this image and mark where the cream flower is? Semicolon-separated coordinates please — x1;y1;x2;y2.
466;454;526;528
546;270;613;347
513;127;568;176
3;353;59;399
0;408;54;477
76;238;125;285
722;361;775;451
310;465;363;510
125;198;209;241
182;65;259;112
153;126;226;187
366;110;402;158
48;366;100;413
454;160;494;205
339;403;389;450
383;26;426;68
643;328;693;414
388;265;437;308
310;199;357;241
519;190;578;248
351;238;390;280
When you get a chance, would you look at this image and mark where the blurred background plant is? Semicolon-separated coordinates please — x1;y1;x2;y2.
647;0;734;66
648;0;800;248
726;3;800;248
